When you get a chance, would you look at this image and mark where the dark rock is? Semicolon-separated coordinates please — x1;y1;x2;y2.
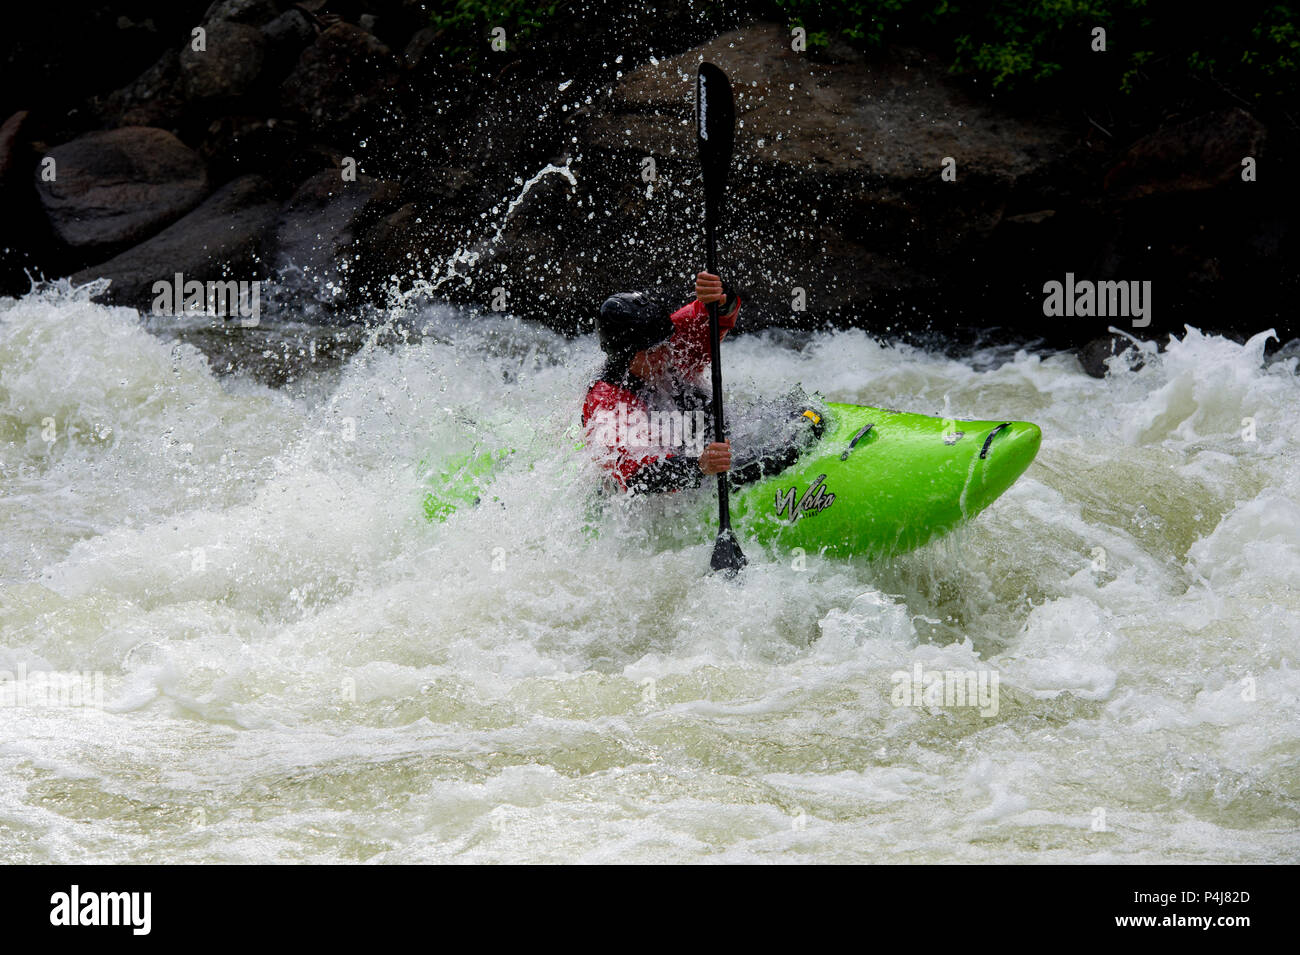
198;115;319;183
479;22;1074;329
0;110;46;297
35;127;209;250
266;168;401;301
587;26;1067;182
1104;109;1267;201
181;21;267;101
404;26;438;68
1078;334;1147;378
97;49;187;129
348;161;486;303
202;0;282;27
819;36;866;65
1003;210;1057;226
350;202;439;300
279;23;402;134
262;9;318;63
70;175;280;306
0;110;30;180
0;4;192;137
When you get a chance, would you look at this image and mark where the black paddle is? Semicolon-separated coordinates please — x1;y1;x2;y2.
696;62;746;576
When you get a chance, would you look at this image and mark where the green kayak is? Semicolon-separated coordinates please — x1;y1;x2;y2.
726;402;1040;559
421;399;1041;560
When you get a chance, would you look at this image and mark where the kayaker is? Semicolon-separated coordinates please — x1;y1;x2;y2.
582;271;739;493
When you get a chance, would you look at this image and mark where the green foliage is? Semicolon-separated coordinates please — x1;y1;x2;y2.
768;0;1300;103
428;0;562;60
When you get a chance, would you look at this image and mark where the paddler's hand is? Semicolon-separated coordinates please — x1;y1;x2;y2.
699;440;732;475
695;271;727;307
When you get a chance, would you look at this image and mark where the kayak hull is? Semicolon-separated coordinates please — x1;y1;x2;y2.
727;403;1041;559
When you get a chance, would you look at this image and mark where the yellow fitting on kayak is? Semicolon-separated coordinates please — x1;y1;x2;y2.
802;410;821;425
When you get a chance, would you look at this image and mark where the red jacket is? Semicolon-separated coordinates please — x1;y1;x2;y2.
583;297;739;491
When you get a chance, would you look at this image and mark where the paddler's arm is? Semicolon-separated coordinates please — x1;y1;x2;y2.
727;443;800;486
625;454;703;494
585;382;713;494
626;441;731;494
694;271;739;321
727;410;824;486
664;272;740;377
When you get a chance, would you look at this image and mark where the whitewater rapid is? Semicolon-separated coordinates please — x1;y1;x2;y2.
1;284;1297;863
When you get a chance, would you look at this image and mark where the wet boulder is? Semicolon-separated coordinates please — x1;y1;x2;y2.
70;174;279;307
0;110;29;181
97;49;188;130
261;8;320;68
35;126;209;250
181;21;267;101
279;23;402;134
1077;334;1148;378
348;164;481;304
1104;109;1268;201
266;169;401;301
201;0;283;27
0;110;48;297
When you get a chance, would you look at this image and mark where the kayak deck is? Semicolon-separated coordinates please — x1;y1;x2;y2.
728;402;1041;558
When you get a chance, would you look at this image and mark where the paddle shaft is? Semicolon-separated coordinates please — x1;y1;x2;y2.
704;229;731;531
697;62;744;573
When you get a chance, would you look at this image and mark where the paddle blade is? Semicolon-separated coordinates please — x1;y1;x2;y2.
696;63;735;215
710;528;747;577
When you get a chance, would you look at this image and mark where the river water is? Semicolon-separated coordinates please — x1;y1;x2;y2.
1;283;1297;863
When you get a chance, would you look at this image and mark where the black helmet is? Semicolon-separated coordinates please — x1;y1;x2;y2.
597;291;673;358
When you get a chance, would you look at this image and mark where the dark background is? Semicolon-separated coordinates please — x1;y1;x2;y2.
1;1;1295;371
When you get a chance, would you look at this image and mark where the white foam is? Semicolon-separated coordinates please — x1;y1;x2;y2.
1;287;1296;862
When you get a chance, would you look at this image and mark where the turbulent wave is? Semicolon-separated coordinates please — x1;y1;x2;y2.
1;285;1297;863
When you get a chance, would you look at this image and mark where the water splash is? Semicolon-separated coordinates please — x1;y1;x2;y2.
383;162;579;311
